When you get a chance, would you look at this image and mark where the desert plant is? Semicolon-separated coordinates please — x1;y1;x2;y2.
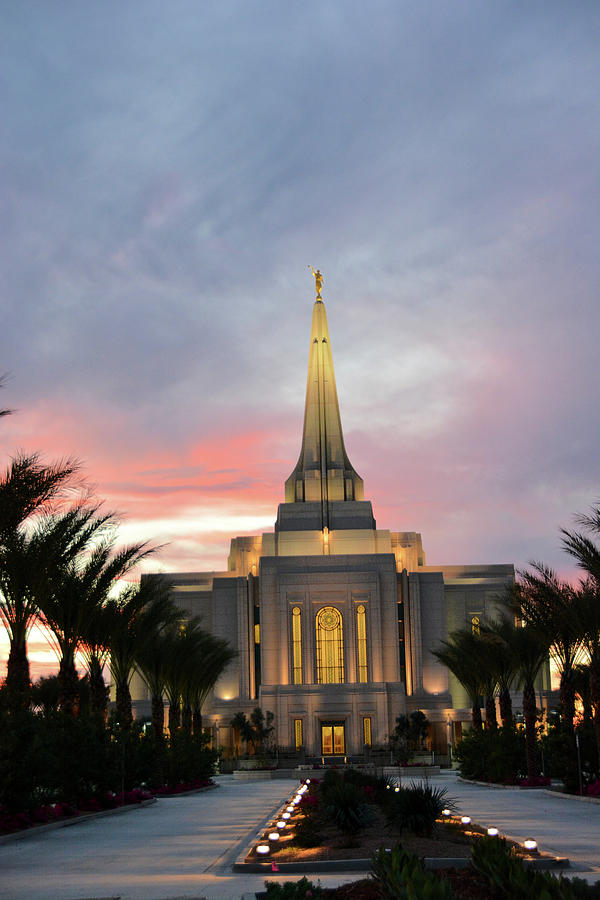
471;835;576;899
323;779;374;835
371;844;454;899
384;782;453;836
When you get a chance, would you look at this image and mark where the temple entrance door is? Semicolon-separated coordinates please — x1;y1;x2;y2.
321;722;345;756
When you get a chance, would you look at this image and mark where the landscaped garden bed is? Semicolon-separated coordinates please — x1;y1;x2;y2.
244;770;596;899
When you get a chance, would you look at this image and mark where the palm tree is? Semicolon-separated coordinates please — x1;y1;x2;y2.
562;506;600;760
39;522;155;715
183;631;237;734
79;600;113;719
506;622;550;779
514;563;583;731
0;453;79;711
162;620;207;733
0;452;78;537
135;600;183;738
0;504;93;712
480;618;519;728
107;578;180;730
563;580;600;761
433;631;487;729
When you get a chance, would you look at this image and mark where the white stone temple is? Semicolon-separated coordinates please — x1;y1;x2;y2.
136;277;519;756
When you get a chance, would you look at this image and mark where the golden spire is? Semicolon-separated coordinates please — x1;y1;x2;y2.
309;266;323;299
284;280;364;513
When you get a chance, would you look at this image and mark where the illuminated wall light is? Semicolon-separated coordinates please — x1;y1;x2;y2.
523;839;538;851
256;844;270;855
461;816;471;825
487;827;499;837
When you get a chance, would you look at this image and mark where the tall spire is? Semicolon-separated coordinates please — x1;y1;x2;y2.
285;274;364;520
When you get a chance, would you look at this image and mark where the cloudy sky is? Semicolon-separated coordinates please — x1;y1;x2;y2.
2;2;600;676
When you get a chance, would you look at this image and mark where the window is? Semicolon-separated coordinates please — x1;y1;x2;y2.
363;716;372;747
294;718;303;750
316;606;344;683
292;606;302;684
356;604;368;682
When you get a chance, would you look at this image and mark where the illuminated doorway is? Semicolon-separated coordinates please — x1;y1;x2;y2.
321;721;345;755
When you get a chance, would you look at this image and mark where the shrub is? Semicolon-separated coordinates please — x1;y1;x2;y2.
292;816;325;848
471;835;577;899
265;876;323;899
384;783;453;836
455;726;526;784
371;845;454;899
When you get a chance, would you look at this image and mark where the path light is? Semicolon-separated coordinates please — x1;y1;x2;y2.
268;832;280;842
306;779;311;784
441;809;451;818
394;787;400;793
487;827;499;837
282;812;291;819
276;821;286;829
286;806;294;812
523;839;538;852
461;816;471;825
256;844;270;855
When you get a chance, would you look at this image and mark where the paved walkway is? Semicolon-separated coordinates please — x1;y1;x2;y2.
0;773;599;899
438;770;600;878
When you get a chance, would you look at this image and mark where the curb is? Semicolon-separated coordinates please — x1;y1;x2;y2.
458;777;600;803
0;798;156;844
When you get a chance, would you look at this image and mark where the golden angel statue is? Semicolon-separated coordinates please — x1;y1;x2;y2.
309;266;323;298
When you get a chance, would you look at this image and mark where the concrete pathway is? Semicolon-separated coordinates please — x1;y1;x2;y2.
0;773;599;899
436;770;600;878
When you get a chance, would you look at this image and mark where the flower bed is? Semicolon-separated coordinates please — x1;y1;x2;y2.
0;789;153;836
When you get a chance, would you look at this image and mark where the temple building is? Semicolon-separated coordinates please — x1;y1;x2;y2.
137;275;519;755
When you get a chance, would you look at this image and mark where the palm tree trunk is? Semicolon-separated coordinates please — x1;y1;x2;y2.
559;669;576;733
471;702;482;730
116;679;133;730
485;694;497;730
181;704;192;734
6;639;31;713
192;707;203;734
589;656;600;764
169;700;181;732
522;680;538;779
499;686;513;727
151;694;165;738
89;659;108;720
58;657;79;716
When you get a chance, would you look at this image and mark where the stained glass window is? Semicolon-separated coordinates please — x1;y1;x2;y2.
356;604;368;682
316;606;344;683
292;606;302;684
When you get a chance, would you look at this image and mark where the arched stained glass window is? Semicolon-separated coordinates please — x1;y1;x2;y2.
292;606;302;684
316;606;344;683
356;604;368;682
471;615;481;635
